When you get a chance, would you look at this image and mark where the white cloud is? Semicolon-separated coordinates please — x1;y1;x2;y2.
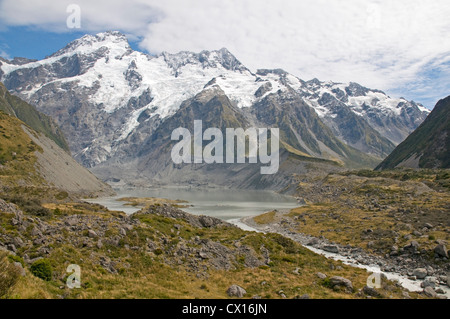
0;0;161;33
0;0;449;107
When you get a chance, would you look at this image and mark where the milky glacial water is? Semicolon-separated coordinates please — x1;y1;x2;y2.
86;186;299;222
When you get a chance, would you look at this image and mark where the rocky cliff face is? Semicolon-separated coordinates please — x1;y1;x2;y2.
0;31;431;188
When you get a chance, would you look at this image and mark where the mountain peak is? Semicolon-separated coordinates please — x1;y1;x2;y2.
159;47;248;73
50;31;131;58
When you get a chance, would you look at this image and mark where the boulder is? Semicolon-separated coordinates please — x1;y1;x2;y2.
322;245;340;254
412;268;427;279
227;285;246;298
423;286;436;298
362;285;381;297
421;277;437;289
306;237;319;246
434;244;448;258
316;272;327;279
329;276;353;292
88;230;98;238
403;241;419;253
13;262;26;276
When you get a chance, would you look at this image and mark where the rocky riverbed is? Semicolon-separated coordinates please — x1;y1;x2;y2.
241;210;449;299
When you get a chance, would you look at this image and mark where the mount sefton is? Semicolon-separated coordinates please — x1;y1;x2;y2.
0;31;430;189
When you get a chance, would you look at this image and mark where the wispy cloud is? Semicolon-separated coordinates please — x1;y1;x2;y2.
0;42;11;59
0;0;449;108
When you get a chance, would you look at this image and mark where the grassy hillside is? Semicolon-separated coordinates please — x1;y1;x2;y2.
0;83;70;153
0;111;44;186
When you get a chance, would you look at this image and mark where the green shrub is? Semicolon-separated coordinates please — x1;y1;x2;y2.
273;234;298;254
4;195;52;217
30;259;53;281
55;191;69;200
7;255;24;267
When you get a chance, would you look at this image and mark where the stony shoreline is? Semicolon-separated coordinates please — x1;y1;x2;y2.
240;210;450;298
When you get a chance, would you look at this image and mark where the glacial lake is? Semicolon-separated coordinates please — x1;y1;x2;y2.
86;187;299;229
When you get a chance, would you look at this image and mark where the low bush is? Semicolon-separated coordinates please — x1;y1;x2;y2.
30;259;53;281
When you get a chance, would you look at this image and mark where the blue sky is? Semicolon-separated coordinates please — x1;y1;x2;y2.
1;0;449;110
0;26;142;60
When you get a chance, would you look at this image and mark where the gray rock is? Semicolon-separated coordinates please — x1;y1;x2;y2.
362;285;381;297
307;237;319;246
424;223;433;229
198;215;220;228
30;226;42;237
403;241;419;253
96;240;103;249
322;245;340;254
413;268;427;279
316;272;327;279
421;277;437;289
7;244;16;253
227;285;246;298
423;286;436;298
295;294;310;299
0;199;21;215
434;244;448;258
88;230;98;238
13;262;26;276
435;288;445;294
329;276;353;292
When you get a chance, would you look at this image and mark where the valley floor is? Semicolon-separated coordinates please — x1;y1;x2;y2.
241;169;450;298
0;168;448;299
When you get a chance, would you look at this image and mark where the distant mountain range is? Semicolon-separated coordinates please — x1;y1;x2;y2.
0;31;431;188
377;96;450;170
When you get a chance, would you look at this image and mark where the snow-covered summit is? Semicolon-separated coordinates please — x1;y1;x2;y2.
50;31;132;58
0;31;431;166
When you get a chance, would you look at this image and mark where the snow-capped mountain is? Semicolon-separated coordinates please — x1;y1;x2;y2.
0;31;430;186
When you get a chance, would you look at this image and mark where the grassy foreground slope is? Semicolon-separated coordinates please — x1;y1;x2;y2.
1;199;416;299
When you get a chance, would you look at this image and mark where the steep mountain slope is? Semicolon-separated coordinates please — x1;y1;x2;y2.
0;87;112;195
301;80;429;145
376;96;450;170
0;82;69;152
91;86;374;190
